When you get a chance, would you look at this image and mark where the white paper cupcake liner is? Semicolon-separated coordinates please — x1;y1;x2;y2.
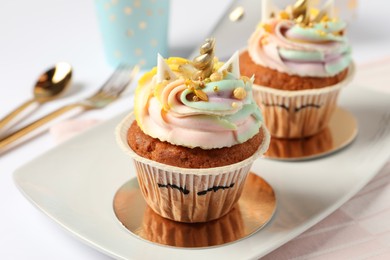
252;63;355;138
116;113;270;222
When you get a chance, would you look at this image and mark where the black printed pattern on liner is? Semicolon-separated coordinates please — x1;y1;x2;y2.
157;183;190;195
262;102;322;112
197;183;235;196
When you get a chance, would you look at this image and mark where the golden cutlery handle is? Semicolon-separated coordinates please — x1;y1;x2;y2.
0;104;80;149
0;99;36;130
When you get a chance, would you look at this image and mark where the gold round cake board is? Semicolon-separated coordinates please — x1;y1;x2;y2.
265;107;358;161
113;172;276;248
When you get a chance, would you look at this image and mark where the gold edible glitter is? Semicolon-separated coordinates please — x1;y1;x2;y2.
279;11;289;20
213;86;219;92
232;102;238;108
210;72;223;82
233;87;247;100
194;89;208;101
240;76;251;83
261;23;273;33
316;30;327;36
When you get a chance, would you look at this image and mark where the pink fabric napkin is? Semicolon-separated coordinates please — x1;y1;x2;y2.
50;119;100;143
262;59;390;259
49;58;390;259
263;162;390;260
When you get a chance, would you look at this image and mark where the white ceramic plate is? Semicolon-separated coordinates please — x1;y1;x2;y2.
14;86;390;260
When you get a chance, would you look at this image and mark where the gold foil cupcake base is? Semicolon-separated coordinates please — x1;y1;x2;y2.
113;173;276;248
265;107;358;161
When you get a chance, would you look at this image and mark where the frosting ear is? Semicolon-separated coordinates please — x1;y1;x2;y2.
218;51;240;79
261;0;279;23
156;53;177;83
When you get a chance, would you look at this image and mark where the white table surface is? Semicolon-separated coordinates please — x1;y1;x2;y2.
1;1;389;259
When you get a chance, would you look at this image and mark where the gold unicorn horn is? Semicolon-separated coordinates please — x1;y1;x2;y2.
192;38;215;80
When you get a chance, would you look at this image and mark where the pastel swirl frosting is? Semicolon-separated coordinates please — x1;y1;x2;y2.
134;55;264;149
248;16;352;77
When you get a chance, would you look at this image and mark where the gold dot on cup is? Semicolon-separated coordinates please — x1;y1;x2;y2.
127;29;134;37
150;39;158;47
135;48;143;56
111;0;119;5
124;6;132;15
139;21;147;29
134;0;141;8
109;14;116;22
146;9;153;16
139;59;146;66
114;50;122;58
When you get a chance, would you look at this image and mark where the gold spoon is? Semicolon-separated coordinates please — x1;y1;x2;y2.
0;62;72;131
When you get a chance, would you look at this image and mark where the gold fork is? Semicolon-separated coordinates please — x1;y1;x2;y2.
0;64;139;150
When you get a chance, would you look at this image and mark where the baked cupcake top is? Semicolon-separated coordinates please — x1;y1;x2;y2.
248;0;352;77
134;39;265;149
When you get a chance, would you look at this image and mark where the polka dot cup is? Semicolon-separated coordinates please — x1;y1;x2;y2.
95;0;169;68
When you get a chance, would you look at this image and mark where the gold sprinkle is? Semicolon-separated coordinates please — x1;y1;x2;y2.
316;30;327;36
194;89;209;101
229;6;244;22
164;71;171;80
261;23;273;33
213;86;219;92
279;11;289;20
124;7;132;15
210;72;223;82
233;87;247;100
321;15;330;22
240;76;251;83
185;79;192;86
232;102;238;108
139;21;147;29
